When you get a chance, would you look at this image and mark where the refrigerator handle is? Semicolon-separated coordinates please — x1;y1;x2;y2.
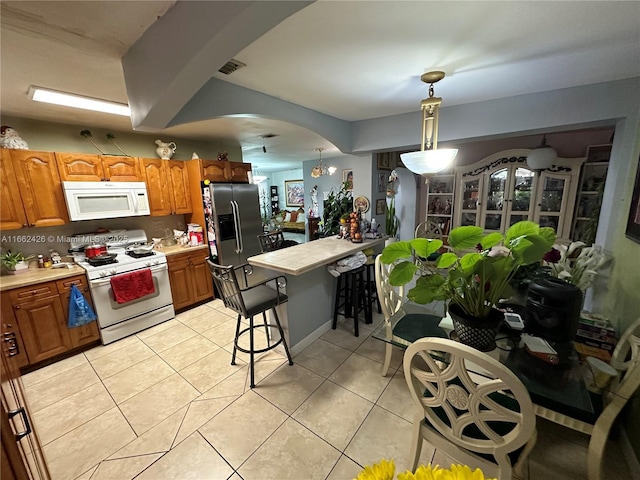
231;201;242;254
235;200;244;253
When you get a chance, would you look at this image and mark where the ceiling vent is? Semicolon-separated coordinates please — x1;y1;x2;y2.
218;59;246;75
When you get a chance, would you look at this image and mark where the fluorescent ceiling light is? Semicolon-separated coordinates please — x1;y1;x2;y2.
28;86;130;117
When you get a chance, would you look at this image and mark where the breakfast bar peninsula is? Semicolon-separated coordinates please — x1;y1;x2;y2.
248;236;386;355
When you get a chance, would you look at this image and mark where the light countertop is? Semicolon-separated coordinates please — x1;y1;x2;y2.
248;236;387;276
161;244;208;257
0;264;88;291
0;245;210;291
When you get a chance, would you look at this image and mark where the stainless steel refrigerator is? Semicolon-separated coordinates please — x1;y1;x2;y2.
202;183;263;266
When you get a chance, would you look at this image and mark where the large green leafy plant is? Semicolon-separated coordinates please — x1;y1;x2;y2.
322;182;353;235
380;221;556;319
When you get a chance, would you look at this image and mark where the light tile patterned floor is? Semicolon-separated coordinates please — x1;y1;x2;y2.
24;300;633;480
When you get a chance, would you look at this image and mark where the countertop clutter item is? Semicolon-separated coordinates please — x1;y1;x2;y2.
155;139;176;159
0;125;29;149
187;223;204;246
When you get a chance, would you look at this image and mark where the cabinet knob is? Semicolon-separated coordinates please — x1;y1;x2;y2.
22;224;28;228
14;305;20;310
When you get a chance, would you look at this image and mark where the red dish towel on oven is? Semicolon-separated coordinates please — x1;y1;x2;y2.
110;269;155;304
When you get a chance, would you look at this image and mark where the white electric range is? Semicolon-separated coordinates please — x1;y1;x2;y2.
69;229;175;344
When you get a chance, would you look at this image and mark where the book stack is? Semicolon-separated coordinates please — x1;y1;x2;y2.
575;312;617;357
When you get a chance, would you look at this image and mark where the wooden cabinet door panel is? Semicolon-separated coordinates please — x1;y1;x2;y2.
0;150;28;230
11;150;68;227
55;153;104;181
140;158;171;216
190;255;214;302
56;275;99;347
1;292;29;369
14;296;72;364
68;322;100;348
101;156;140;181
167;161;192;214
168;255;194;310
201;160;227;182
227;162;250;183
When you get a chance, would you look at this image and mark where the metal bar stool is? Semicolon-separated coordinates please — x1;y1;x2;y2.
364;256;382;318
332;265;370;337
207;260;293;388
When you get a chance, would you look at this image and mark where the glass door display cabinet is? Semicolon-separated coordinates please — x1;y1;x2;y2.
457;175;483;227
571;144;611;244
425;172;455;235
454;149;583;239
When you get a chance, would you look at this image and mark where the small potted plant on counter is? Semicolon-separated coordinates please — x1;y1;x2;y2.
1;251;35;274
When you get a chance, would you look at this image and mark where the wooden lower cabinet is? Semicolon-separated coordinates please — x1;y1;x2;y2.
1;292;29;369
2;275;100;367
167;251;214;311
12;295;72;365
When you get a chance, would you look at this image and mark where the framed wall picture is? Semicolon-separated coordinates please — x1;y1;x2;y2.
376;198;386;215
378;173;387;193
625;157;640;244
284;180;304;207
377;152;391;170
342;169;353;190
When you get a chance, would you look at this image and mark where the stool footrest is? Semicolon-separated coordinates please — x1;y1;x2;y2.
234;324;284;355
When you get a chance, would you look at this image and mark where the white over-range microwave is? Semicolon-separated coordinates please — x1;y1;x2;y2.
62;181;151;221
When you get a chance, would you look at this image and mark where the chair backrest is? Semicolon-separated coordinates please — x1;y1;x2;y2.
258;231;286;252
404;337;536;474
206;260;247;317
375;255;404;321
608;316;640;398
415;221;443;240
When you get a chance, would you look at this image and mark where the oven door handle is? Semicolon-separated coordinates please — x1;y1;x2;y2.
89;264;167;286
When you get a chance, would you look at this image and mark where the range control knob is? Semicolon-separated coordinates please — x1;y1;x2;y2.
99;270;108;277
145;261;152;267
109;268;117;275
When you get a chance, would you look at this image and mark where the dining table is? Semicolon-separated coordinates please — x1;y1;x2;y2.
372;303;602;429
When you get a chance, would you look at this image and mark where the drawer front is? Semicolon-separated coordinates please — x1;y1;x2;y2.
56;275;89;294
9;283;57;304
167;252;191;266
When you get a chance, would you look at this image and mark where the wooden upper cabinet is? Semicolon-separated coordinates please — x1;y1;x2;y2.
0;149;28;230
140;158;172;216
167;160;192;214
140;159;191;216
56;153;140;181
102;156;140;181
9;150;69;227
55;153;104;181
201;160;227;182
227;161;251;183
201;159;250;183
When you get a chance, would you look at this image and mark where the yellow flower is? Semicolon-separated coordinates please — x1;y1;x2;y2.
355;459;396;480
396;464;494;480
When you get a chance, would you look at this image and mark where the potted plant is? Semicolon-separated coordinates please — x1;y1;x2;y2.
380;221;556;350
321;182;353;236
1;251;35;274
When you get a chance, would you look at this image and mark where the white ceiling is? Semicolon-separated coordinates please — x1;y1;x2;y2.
2;1;639;172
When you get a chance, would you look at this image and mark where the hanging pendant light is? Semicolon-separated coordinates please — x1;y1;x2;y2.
400;71;458;175
310;148;336;178
526;134;558;173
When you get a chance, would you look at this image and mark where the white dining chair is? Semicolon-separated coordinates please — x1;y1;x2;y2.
585;317;640;480
375;255;404;376
403;337;537;480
